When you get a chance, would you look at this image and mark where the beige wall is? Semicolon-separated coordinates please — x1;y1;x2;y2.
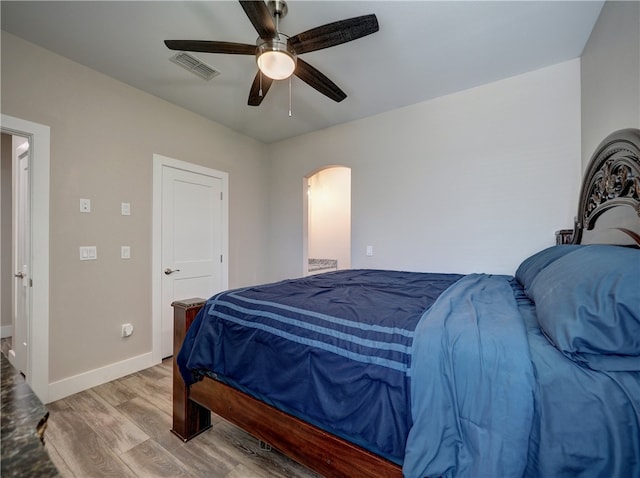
267;60;582;280
581;1;640;169
1;32;270;383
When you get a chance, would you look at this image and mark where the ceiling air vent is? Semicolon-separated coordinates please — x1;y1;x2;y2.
170;52;220;80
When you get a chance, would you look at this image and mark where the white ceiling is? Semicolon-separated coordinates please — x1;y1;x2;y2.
1;1;603;143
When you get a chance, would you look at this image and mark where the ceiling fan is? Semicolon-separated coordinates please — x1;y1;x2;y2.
164;0;379;106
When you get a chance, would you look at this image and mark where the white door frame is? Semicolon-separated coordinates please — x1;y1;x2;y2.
152;154;228;363
1;114;50;403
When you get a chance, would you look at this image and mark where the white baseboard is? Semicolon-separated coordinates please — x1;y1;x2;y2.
1;325;14;338
47;352;158;403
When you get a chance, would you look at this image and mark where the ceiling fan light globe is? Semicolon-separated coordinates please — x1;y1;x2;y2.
257;51;295;80
256;38;296;80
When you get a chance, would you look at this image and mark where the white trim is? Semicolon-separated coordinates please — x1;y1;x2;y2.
1;115;50;403
151;154;229;364
1;325;14;338
48;352;154;402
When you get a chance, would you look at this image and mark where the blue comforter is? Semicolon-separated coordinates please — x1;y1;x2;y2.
404;274;535;478
177;269;639;477
178;269;463;463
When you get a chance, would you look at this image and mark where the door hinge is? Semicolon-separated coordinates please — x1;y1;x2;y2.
220;191;223;200
220;254;223;263
30;279;33;287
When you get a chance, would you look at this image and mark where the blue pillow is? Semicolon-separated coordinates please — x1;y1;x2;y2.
528;245;640;371
515;245;584;291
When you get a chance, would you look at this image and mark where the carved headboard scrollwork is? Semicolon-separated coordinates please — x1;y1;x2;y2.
572;128;640;245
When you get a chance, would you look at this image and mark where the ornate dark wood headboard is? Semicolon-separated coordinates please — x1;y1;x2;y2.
569;128;640;246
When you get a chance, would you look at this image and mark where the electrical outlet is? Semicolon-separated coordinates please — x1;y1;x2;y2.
121;246;131;259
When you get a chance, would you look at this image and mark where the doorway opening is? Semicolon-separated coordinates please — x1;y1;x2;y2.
1;114;51;403
1;133;30;378
304;166;351;275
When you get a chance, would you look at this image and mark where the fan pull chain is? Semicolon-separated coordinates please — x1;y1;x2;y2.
288;76;292;117
259;71;263;97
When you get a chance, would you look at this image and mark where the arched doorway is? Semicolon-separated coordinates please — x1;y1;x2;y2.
304;166;351;275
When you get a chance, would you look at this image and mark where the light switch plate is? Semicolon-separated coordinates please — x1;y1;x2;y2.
121;246;131;259
79;246;97;260
121;202;131;216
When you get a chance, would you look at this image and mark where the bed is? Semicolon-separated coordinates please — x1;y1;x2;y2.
171;128;640;478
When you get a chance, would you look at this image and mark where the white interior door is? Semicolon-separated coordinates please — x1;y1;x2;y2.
160;164;225;358
13;139;30;375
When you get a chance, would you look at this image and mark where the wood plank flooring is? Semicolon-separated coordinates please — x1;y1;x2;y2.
1;339;321;477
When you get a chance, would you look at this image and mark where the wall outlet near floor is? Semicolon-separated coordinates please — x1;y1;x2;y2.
121;323;134;337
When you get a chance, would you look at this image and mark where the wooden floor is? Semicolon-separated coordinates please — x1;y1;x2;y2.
1;339;321;478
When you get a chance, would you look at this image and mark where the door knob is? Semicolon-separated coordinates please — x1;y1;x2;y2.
14;272;25;279
164;268;181;275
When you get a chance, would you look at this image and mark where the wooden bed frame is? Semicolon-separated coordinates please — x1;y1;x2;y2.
170;129;640;477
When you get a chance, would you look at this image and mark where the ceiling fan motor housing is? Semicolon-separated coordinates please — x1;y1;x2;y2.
268;0;288;20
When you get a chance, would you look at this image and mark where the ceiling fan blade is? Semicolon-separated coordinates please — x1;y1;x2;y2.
165;40;255;55
248;71;274;106
239;0;276;39
289;14;379;54
294;58;346;103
